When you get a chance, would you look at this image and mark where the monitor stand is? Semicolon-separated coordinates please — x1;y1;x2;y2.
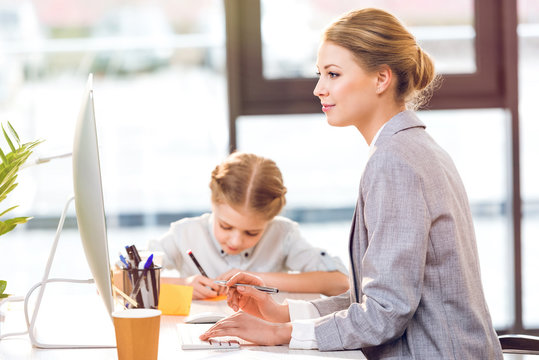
23;196;116;348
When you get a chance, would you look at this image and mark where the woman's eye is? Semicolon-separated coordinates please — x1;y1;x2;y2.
329;71;339;78
245;231;259;237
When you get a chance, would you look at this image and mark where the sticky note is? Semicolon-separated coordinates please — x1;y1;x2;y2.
158;284;193;315
203;294;227;302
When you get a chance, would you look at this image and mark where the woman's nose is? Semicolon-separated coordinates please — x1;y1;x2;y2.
313;78;327;97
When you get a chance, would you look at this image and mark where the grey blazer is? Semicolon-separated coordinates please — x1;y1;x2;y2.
311;111;503;359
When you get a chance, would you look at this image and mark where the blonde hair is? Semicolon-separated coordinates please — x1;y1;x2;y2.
323;8;438;109
209;152;287;220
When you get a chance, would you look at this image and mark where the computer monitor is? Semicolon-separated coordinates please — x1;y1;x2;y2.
72;73;115;316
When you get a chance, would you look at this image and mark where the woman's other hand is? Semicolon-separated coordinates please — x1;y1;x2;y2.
200;311;292;346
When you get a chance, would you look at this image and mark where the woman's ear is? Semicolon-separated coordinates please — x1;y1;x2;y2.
375;65;392;94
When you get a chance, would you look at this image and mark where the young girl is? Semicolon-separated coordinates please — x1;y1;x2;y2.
148;151;349;299
201;8;503;359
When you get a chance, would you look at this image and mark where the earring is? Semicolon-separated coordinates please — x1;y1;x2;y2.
377;87;382;93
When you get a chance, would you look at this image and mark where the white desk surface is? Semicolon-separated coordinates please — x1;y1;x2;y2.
1;293;537;360
0;292;366;360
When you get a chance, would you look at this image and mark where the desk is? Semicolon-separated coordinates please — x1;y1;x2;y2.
1;293;537;359
0;292;366;360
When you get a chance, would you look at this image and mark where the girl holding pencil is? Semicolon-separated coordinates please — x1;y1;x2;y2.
148;152;349;299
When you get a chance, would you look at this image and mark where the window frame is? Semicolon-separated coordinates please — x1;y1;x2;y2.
226;0;506;120
225;0;527;335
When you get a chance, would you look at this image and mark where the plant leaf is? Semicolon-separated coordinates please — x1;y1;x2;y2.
0;205;18;217
0;122;42;237
2;125;16;153
0;280;6;294
0;175;17;198
0;146;7;164
0;217;32;236
7;121;20;144
0;182;18;202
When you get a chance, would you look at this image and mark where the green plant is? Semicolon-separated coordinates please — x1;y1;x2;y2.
0;122;42;235
0;122;42;298
0;280;9;298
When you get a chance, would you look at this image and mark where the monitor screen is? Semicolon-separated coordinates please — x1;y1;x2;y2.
72;74;115;316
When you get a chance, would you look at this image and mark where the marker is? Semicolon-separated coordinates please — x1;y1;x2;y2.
131;245;142;266
125;245;139;268
214;280;279;294
187;249;209;278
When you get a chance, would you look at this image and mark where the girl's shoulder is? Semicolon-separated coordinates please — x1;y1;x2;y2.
268;215;298;228
169;213;211;233
263;216;300;240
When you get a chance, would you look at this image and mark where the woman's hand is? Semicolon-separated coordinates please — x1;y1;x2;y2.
225;272;290;323
215;268;245;295
216;268;243;281
183;274;220;300
200;311;292;346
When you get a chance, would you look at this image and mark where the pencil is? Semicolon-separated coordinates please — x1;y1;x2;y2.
187;249;209;278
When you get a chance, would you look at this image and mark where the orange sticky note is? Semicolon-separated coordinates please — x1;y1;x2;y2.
158;284;193;315
203;294;227;302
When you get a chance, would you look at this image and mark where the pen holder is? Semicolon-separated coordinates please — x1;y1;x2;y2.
122;266;161;309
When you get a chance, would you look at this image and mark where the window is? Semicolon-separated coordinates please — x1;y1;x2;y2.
0;0;229;295
225;0;505;121
0;0;228;227
261;0;476;79
226;0;525;334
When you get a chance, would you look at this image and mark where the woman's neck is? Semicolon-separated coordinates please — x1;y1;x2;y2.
359;103;406;145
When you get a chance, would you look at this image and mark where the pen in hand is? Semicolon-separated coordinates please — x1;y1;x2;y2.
187;249;209;277
214;280;279;294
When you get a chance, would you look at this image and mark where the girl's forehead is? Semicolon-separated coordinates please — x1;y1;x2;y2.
213;202;269;230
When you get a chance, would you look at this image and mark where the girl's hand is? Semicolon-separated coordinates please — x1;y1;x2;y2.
183;274;220;299
200;311;292;346
224;272;290;323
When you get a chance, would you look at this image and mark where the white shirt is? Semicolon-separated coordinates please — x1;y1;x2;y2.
289;122;387;350
147;213;348;278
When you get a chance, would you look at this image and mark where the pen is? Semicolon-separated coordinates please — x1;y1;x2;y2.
187;249;209;278
214;280;279;294
129;254;154;304
119;253;130;269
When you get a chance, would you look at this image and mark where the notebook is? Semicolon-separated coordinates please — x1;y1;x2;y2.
177;323;252;350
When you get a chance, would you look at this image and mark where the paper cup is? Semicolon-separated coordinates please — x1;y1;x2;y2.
112;308;161;360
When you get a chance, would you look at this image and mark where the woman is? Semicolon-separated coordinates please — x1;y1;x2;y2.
201;8;503;359
148;151;349;299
